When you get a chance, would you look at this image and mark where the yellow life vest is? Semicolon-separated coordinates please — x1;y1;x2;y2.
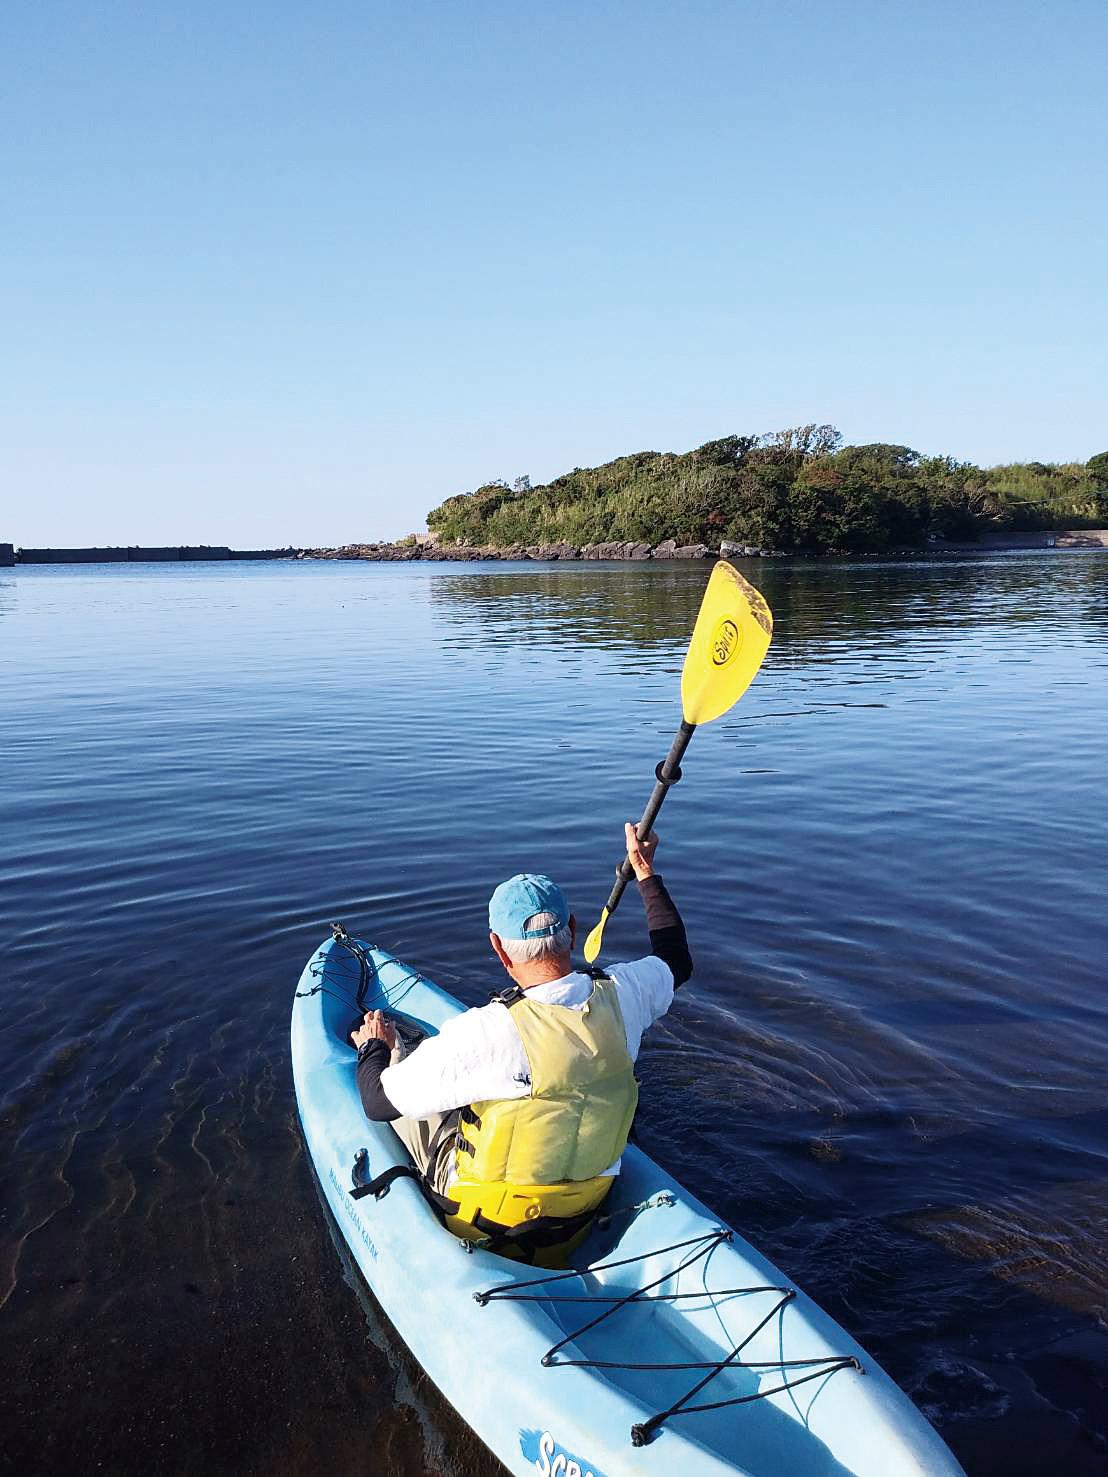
443;972;638;1261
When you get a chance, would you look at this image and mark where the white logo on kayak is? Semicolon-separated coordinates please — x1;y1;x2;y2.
328;1165;378;1260
535;1430;597;1477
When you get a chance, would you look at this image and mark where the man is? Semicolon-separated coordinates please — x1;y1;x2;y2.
352;822;691;1255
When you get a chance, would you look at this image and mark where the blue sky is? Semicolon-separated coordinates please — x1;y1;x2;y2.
3;1;1106;546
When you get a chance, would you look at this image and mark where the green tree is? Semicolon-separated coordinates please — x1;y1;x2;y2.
1085;454;1108;521
424;431;1099;550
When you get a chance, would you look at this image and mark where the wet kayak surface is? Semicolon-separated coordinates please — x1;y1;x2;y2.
2;554;1106;1475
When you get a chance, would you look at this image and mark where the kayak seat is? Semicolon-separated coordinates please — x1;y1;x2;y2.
428;1176;615;1269
350;1150;610;1269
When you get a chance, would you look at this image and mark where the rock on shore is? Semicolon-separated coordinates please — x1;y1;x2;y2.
297;538;733;562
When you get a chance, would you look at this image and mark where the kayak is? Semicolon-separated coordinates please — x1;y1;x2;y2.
292;931;965;1477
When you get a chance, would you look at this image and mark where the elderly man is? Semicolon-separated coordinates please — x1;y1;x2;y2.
352;823;691;1257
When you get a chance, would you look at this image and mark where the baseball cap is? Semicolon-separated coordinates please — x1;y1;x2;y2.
488;873;570;941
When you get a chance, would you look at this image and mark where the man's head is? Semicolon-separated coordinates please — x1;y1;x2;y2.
488;873;576;982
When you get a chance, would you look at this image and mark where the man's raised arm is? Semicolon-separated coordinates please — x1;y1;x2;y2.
624;822;692;987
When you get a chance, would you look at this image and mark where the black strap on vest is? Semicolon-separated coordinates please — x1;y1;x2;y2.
490;967;611;1009
463;1203;600;1260
423;1110;462;1172
421;1182;600;1263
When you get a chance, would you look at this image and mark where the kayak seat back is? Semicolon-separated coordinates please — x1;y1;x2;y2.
433;1174;615;1268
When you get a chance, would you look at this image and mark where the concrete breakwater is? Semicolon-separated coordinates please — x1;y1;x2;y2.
10;545;297;564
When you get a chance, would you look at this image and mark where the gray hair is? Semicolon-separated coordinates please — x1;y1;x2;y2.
500;911;573;964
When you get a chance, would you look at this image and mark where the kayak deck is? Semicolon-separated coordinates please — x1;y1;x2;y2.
292;933;965;1477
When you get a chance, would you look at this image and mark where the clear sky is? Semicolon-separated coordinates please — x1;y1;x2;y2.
3;1;1106;547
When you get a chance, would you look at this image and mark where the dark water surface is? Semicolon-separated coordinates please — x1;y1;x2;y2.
2;556;1106;1476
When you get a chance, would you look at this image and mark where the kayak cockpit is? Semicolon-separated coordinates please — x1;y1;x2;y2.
299;935;439;1052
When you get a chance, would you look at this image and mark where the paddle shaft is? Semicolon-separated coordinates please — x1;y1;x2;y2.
601;719;696;916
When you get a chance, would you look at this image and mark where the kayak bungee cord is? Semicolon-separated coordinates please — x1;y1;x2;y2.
296;925;425;1020
630;1356;861;1449
473;1230;860;1447
473;1228;730;1312
329;921;370;1007
295;950;374;1018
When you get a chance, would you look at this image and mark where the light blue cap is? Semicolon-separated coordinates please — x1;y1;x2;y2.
488;873;570;941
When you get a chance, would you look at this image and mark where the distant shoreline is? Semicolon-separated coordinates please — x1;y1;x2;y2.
294;529;1108;561
4;531;1107;569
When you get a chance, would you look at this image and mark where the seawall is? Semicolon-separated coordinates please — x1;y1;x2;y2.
10;546;296;564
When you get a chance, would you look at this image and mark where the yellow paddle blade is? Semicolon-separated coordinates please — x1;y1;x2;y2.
680;560;773;725
583;907;609;964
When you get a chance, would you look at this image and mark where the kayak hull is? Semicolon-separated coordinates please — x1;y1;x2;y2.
292;935;965;1477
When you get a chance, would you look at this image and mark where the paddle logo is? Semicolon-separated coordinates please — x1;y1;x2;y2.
710;616;741;666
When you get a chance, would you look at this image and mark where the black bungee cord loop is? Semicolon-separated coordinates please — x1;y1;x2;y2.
473;1227;861;1446
329;921;371;1007
293;922;381;1020
295;922;426;1034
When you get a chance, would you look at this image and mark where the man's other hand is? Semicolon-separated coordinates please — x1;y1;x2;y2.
352;1009;397;1051
625;822;658;881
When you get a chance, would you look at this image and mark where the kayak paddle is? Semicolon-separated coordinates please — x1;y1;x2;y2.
582;559;773;963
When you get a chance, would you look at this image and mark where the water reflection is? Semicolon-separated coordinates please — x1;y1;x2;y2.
431;565;703;650
429;554;1108;655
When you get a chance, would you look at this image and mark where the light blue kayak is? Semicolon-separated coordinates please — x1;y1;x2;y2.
292;932;966;1477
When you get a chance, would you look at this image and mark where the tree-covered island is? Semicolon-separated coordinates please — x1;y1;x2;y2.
424;428;1108;555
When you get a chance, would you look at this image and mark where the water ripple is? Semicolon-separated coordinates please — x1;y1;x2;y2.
2;554;1107;1474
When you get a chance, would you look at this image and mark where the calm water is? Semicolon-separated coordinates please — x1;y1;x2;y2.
2;556;1106;1476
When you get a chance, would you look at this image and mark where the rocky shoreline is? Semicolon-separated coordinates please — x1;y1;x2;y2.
297;528;1108;562
298;537;765;562
7;531;1105;570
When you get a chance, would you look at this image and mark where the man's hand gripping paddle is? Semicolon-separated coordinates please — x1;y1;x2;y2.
582;560;773;964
